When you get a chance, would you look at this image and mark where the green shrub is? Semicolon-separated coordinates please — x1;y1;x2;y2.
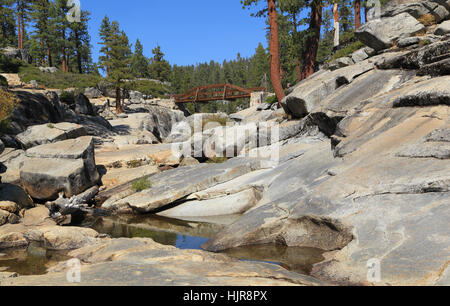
328;40;366;63
419;39;432;46
59;91;75;104
47;123;55;129
127;80;172;98
0;88;18;135
0;75;7;87
0;54;22;73
202;114;230;128
265;95;278;105
18;65;101;90
131;178;152;192
206;157;228;164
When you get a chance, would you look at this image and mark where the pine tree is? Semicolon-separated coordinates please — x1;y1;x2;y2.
105;21;132;113
68;9;91;73
98;15;112;78
54;0;71;72
148;45;171;82
0;0;16;48
29;0;54;66
248;43;269;88
130;39;149;78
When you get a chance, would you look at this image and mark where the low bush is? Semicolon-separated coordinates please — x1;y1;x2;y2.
202;114;230;129
265;95;278;105
206;157;228;164
0;54;22;73
131;177;152;192
18;65;101;90
0;75;7;87
0;88;18;135
59;91;75;104
328;40;366;62
127;80;172;98
418;14;437;26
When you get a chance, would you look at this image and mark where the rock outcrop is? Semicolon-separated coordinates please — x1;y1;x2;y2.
15;122;86;149
20;136;100;200
356;13;425;51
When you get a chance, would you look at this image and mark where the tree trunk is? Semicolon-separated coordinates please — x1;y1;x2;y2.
75;31;82;74
333;3;340;48
115;87;123;114
355;0;361;30
20;12;24;49
267;0;285;105
293;13;301;82
61;27;67;72
46;40;52;67
17;11;21;49
300;0;322;80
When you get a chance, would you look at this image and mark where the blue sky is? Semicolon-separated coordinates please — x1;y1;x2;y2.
82;0;268;66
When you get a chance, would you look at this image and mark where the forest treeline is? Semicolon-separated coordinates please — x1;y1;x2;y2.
0;0;391;112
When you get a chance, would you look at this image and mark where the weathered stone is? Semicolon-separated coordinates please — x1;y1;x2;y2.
38;67;58;73
158;188;262;218
179;156;200;167
128;90;145;104
103;158;261;213
356;13;426;51
329;57;354;70
0;201;19;214
0;183;34;209
5;91;64;136
164;121;192;144
257;103;272;111
350;48;369;63
376;40;450;76
74;94;95;116
397;36;422;48
110;108;186;142
435;20;450;35
84;87;102;99
20;136;99;200
280;58;378;118
0;210;9;226
15;122;87;149
0;47;31;63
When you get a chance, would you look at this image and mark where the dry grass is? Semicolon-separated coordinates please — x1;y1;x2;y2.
418;14;437;26
202;115;230;129
0;88;18;134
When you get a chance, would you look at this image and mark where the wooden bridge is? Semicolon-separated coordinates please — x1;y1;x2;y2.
173;84;266;103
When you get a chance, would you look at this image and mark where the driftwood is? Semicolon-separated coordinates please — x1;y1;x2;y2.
45;186;99;218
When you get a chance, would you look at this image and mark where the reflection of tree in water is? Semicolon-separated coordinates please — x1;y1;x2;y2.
224;244;325;275
0;243;69;276
91;217;178;246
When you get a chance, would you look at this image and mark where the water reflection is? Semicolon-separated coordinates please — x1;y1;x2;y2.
0;243;69;276
88;215;225;250
223;244;325;275
87;215;325;275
